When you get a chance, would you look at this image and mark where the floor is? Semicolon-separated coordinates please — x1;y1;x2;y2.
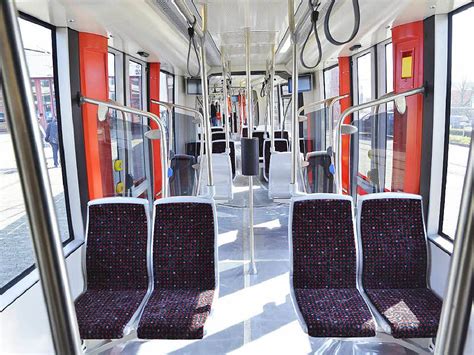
99;171;421;355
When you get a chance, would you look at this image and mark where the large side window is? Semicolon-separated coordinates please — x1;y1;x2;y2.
440;4;473;239
0;17;72;294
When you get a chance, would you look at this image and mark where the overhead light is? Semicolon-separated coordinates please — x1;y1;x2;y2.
349;44;362;51
137;51;150;58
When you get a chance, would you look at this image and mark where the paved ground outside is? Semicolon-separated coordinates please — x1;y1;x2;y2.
0;131;70;289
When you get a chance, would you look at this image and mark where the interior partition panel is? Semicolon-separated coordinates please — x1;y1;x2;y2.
148;63;162;198
391;21;424;193
338;56;352;194
78;33;113;199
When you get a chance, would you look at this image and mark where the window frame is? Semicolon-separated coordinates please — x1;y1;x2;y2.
124;55;150;198
0;13;76;302
438;2;474;241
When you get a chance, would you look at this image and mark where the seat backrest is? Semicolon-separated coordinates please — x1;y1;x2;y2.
305;151;333;193
263;139;289;180
85;198;149;290
212;132;226;141
212;140;236;177
253;131;269;157
152;197;216;290
357;194;428;289
290;195;357;289
274;130;289;141
170;154;196;197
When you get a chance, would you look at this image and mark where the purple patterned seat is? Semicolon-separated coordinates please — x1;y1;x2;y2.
75;198;150;339
358;194;442;338
137;198;216;339
290;195;376;337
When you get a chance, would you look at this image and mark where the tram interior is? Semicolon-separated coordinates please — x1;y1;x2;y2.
0;0;473;354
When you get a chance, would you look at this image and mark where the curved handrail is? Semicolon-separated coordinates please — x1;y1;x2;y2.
80;95;169;198
333;86;424;194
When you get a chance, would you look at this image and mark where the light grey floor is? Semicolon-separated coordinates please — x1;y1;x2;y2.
100;174;420;355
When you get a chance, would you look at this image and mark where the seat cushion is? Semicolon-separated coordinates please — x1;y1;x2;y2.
75;289;147;339
137;289;215;339
366;288;442;338
294;288;376;337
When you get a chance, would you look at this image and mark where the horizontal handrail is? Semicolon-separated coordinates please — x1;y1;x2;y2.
334;86;424;194
297;94;348;116
80;95;169;198
174;0;205;38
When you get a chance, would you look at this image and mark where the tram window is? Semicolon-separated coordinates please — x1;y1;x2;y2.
1;18;71;292
441;4;474;239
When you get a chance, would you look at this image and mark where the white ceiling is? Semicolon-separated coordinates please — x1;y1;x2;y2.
15;0;472;76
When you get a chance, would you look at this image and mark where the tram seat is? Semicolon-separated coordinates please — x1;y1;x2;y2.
268;151;304;199
170;154;197;196
253;130;268;161
262;139;289;181
212;132;226;141
137;197;217;339
274;130;289;141
357;194;443;338
74;198;150;339
305;151;334;193
199;153;233;201
290;195;376;337
185;141;202;160
212;139;236;178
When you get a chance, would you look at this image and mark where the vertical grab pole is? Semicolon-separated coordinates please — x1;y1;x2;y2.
199;3;214;195
270;45;276;152
221;47;230;153
245;27;257;275
0;1;81;354
435;141;473;355
288;0;299;191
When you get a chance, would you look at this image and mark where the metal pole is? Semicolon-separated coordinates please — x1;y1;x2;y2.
270;45;276;152
245;27;257;275
334;87;424;194
0;1;81;353
199;3;214;194
289;0;299;191
221;47;230;153
435;140;473;355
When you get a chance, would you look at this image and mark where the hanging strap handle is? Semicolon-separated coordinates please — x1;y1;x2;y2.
300;0;322;70
187;16;201;77
324;0;360;46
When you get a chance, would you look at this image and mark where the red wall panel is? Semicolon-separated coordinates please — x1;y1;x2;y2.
392;21;424;193
78;32;113;200
338;56;352;194
148;63;162;198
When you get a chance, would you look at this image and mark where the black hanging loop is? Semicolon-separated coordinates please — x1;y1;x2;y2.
186;16;201;77
324;0;360;46
300;0;322;70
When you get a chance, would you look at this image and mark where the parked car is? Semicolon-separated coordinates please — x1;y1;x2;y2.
450;115;470;129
